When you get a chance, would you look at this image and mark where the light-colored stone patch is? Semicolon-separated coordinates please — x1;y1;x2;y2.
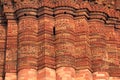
56;67;75;80
76;69;93;80
5;73;17;80
37;67;56;80
93;72;109;80
18;69;37;80
109;77;120;80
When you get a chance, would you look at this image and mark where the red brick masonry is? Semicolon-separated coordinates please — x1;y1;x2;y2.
0;0;120;80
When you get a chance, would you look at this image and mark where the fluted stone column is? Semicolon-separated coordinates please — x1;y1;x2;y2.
0;16;6;80
105;25;119;77
5;20;17;80
75;17;92;80
89;21;109;80
16;9;38;80
2;0;18;80
37;7;56;80
93;72;109;80
55;8;75;80
89;22;108;70
116;29;120;77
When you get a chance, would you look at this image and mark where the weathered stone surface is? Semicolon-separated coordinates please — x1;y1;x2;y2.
76;69;93;80
56;67;75;80
5;73;17;80
37;67;56;80
93;72;109;80
0;0;120;80
18;69;37;80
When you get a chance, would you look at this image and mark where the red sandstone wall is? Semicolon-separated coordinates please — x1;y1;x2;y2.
0;0;120;80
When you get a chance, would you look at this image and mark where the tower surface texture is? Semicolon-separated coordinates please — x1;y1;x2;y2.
0;0;120;80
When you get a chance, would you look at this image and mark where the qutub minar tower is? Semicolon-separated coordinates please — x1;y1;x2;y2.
0;0;120;80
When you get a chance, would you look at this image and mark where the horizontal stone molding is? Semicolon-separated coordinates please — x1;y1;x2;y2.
0;6;120;29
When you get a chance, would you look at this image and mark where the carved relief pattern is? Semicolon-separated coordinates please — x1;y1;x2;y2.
116;31;120;65
6;48;17;61
96;0;115;8
14;0;39;10
0;25;6;77
18;17;38;70
75;19;91;70
5;21;18;73
38;17;55;69
0;0;120;79
0;27;5;40
55;16;75;68
3;0;14;12
89;22;108;71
